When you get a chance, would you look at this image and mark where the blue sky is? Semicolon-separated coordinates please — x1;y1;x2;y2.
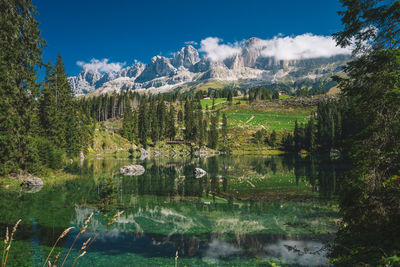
33;0;344;76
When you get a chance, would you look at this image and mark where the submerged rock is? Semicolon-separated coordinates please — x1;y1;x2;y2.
120;165;145;176
194;168;207;178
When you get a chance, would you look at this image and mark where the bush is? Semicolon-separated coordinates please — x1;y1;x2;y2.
254;129;267;144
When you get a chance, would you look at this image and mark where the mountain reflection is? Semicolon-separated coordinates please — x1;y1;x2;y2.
0;154;344;266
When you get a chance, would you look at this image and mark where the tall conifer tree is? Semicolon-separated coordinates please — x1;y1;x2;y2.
166;104;176;140
0;0;44;174
138;98;148;147
122;107;134;142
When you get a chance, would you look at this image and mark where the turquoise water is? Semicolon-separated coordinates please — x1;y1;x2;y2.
0;154;345;266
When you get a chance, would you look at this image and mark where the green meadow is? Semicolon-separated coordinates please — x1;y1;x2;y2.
200;97;249;109
223;107;312;131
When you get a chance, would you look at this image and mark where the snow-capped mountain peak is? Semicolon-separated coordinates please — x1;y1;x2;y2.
69;37;350;96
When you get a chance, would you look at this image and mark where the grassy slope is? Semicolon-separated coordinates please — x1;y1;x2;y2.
200;97;249;109
224;106;310;131
327;85;341;95
92;129;132;152
217;99;314;154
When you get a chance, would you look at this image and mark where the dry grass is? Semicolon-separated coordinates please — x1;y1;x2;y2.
43;227;74;267
1;211;124;267
1;219;21;267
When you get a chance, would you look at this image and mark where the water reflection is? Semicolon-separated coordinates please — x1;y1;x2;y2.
264;239;329;266
0;154;345;266
88;154;346;201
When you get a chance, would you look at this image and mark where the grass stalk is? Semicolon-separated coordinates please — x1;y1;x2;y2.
1;227;9;267
3;219;21;267
42;227;74;267
60;213;93;267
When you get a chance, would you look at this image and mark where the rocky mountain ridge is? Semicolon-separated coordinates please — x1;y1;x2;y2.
69;37;349;95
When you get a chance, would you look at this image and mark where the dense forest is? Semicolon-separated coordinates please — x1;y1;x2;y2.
78;92;226;150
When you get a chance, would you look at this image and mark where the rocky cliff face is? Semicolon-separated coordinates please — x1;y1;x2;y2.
171;45;200;68
69;39;349;95
69;69;102;95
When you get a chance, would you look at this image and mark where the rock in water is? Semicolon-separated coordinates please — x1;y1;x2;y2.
140;148;149;160
120;165;145;176
80;151;85;165
330;149;342;159
194;168;207;178
21;175;43;187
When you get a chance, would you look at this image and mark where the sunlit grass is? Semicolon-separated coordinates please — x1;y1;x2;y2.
224;107;311;131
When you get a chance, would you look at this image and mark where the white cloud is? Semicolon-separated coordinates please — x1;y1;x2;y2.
184;41;198;46
199;37;241;61
199;34;351;62
77;58;126;73
256;33;351;60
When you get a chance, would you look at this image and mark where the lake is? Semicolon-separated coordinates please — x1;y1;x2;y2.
0;154;346;266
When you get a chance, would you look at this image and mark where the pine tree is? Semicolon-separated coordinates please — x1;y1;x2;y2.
227;90;233;105
203;117;208;145
208;114;219;149
269;130;277;148
138;98;148;147
157;99;166;139
329;1;400;264
177;109;183;124
221;113;228;150
133;110;138;142
305;118;315;151
0;0;44;174
122;106;134;142
282;133;294;151
65;108;81;156
184;100;194;141
254;129;266;144
294;120;301;151
197;110;204;146
221;114;228;142
150;99;159;143
55;54;80;156
78;112;95;155
166;103;176;140
40;61;59;142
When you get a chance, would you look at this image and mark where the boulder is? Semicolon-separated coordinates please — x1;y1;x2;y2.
22;185;43;193
194;168;207;178
80;151;85;162
21;175;43;187
330;149;342;159
140;148;149;160
120;165;145;176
